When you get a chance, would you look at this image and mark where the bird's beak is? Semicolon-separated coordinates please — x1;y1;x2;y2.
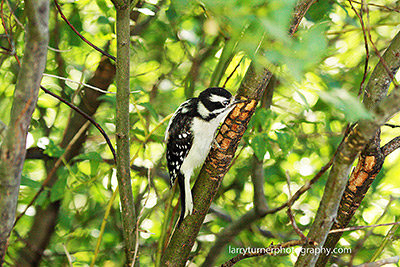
233;98;246;105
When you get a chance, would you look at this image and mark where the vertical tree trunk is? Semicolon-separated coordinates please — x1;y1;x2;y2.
0;0;49;263
114;0;137;264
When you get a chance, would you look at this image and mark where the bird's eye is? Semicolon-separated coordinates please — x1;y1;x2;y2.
223;100;229;106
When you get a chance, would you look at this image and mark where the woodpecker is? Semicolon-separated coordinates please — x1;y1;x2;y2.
165;87;243;226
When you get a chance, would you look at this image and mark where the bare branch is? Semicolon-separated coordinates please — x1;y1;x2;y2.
354;256;399;267
381;136;400;157
53;0;116;61
328;221;400;234
348;0;370;96
40;86;117;162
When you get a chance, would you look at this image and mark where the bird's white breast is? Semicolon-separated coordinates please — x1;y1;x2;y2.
180;107;234;178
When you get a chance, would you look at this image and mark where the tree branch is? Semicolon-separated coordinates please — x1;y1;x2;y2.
160;64;271;267
54;0;116;61
0;0;48;263
114;1;137;265
160;2;319;265
315;29;400;266
296;29;400;267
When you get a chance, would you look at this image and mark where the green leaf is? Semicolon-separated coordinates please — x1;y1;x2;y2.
319;89;373;121
97;15;110;25
44;140;65;158
139;102;159;120
36;190;49;207
96;0;110;15
275;131;294;154
250;133;269;161
50;173;68;202
73;151;103;162
21;175;41;188
90;160;100;176
250;109;276;132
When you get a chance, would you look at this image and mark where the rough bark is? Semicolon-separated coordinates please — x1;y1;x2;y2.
160;1;318;266
295;30;400;267
315;30;400;267
0;0;49;263
160;65;270;267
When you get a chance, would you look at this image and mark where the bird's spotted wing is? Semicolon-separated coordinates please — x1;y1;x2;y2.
165;110;194;187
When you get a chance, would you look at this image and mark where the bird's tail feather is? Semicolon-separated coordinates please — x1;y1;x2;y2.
177;172;186;227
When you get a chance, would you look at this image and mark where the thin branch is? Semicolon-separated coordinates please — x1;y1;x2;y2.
348;0;370;97
350;0;400;13
43;73;116;94
223;55;245;88
14;121;90;226
369;223;400;263
286;171;307;241
53;0;116;61
131;168;152;267
381;136;400;157
4;0;25;30
348;197;395;265
62;244;73;267
0;0;20;65
364;1;399;89
328;222;400;234
90;183;119;267
40;85;116;162
354;256;400;267
383;123;400;128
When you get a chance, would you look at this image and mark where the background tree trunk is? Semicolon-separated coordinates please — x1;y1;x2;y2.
0;0;49;263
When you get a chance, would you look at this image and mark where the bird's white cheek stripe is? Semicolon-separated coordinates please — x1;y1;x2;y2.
197;101;209;118
209;94;229;103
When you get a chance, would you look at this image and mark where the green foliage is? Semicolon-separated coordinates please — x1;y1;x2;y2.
1;0;400;266
320;88;373;121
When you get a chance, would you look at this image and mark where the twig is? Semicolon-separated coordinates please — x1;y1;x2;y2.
350;0;400;13
90;184;119;267
354;256;400;267
348;0;369;97
43;73;116;94
0;0;20;65
370;223;399;262
285;171;307;241
4;0;25;30
53;0;116;61
349;197;395;265
131;168;152;267
223;55;245;88
14;121;90;226
363;0;399;89
63;244;73;267
383;123;400;128
40;85;117;162
328;221;400;234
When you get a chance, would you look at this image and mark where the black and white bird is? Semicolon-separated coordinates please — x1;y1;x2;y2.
165;87;244;226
